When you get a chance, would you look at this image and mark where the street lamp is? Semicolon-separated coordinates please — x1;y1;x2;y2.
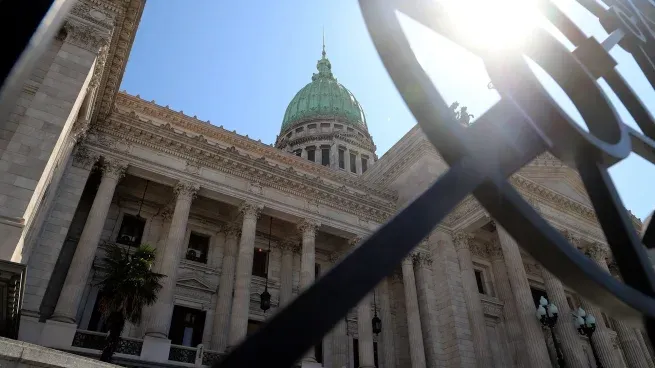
536;296;565;368
371;289;382;335
575;307;601;368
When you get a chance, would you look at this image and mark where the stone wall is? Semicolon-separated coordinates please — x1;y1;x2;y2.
0;337;117;368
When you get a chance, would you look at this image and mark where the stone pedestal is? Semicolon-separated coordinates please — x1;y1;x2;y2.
141;335;171;363
39;319;77;349
18;315;44;344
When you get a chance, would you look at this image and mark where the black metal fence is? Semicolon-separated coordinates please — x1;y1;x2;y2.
216;0;655;366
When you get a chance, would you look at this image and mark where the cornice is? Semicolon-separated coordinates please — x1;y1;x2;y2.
112;93;396;201
90;0;145;126
88;112;396;222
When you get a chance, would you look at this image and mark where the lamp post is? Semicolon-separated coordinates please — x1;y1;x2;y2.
371;289;381;335
536;296;565;368
260;217;272;312
575;307;601;368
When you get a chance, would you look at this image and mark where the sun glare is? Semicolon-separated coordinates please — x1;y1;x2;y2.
438;0;542;51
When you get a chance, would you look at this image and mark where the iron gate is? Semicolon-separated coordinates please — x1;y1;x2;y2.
216;0;655;367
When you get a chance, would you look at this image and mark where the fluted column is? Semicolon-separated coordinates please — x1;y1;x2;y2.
145;181;199;338
211;223;240;351
50;158;127;323
227;202;263;348
358;293;376;368
402;255;427;368
412;252;441;368
453;232;493;367
329;247;351;368
578;242;621;368
541;266;587;368
298;219;321;364
278;239;297;308
378;278;397;368
495;224;551;368
602;250;651;368
488;240;526;368
635;329;655;368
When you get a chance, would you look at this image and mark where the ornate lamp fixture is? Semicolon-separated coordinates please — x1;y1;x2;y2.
260;217;273;312
371;289;381;335
535;296;564;368
575;307;601;368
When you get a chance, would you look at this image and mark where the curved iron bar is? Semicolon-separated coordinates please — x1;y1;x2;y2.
216;0;655;367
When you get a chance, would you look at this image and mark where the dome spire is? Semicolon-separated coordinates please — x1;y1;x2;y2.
314;29;334;81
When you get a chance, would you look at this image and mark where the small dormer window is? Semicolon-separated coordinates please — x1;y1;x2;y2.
334;124;343;130
307;147;316;162
362;156;368;173
295;127;304;133
321;147;330;166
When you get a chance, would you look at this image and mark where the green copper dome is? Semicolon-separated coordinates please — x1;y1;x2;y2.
281;47;367;133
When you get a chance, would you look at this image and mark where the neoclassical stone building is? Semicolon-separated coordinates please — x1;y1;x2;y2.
1;1;654;367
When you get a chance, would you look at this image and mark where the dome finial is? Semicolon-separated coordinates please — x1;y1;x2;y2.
322;27;326;58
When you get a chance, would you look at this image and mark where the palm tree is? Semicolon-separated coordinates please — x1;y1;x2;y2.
96;244;165;362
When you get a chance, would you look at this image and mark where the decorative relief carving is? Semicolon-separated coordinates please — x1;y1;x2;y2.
174;181;199;201
248;182;263;195
70;1;116;29
279;239;299;253
348;236;363;247
487;240;503;261
101;158;127;180
561;229;584;250
184;161;202;175
89;45;109;88
470;241;488;258
585;242;609;265
224;222;241;238
63;19;110;52
524;262;542;277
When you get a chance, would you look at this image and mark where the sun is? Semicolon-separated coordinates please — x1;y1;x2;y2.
439;0;542;52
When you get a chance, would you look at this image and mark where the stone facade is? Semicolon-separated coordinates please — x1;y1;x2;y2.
1;1;653;368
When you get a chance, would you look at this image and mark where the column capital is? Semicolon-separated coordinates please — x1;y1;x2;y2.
89;45;109;88
585;242;609;264
453;231;474;251
561;229;584;250
224;222;241;237
279;238;299;253
62;19;111;53
402;253;416;266
390;268;403;283
174;181;200;201
239;201;263;221
348;235;363;247
298;219;321;236
72;146;99;170
412;252;433;268
101;158;127;180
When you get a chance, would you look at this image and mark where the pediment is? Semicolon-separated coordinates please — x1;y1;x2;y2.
176;276;213;291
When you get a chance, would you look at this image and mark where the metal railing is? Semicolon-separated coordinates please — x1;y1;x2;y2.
169;344;197;364
71;330;143;356
216;0;655;367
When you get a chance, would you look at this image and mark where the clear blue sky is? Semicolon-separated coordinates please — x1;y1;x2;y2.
120;0;655;221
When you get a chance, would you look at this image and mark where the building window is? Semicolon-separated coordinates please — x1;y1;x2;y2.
347;127;354;132
321;148;330;166
350;153;357;173
293;149;302;157
247;320;262;337
186;232;210;263
338;149;345;169
307;148;316;162
362;157;368;173
308;123;317;130
295;127;304;133
530;287;548;308
474;269;486;294
116;214;145;247
334;124;343;130
87;291;108;332
169;306;206;347
286;132;292;139
252;247;268;277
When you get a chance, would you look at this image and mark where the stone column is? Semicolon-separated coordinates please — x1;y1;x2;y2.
453;231;493;366
298;219;321;365
227;202;263;348
211;223;240;352
378;278;397;368
495;224;551;368
50;158;126;323
412;252;441;368
541;266;587;368
144;181;199;338
402;254;427;368
600;248;651;368
577;242;622;368
635;329;655;368
357;293;376;368
488;240;527;368
278;239;297;308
